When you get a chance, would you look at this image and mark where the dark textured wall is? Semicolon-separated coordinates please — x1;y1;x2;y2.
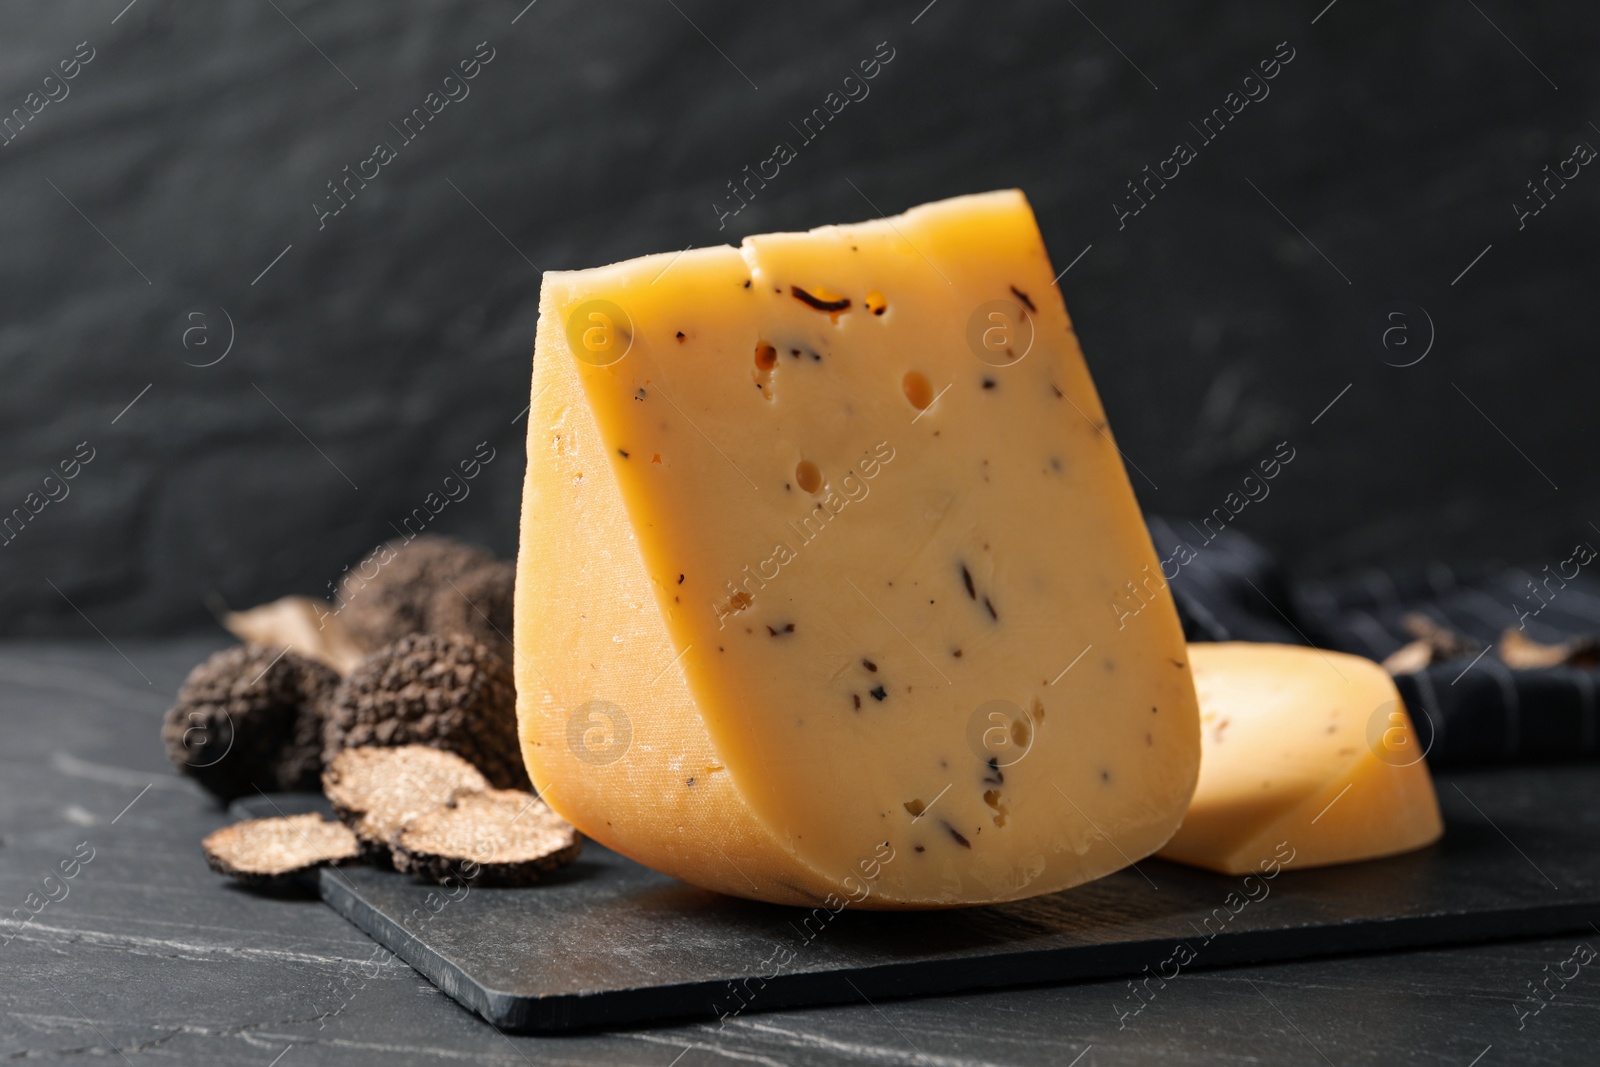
2;1;1595;636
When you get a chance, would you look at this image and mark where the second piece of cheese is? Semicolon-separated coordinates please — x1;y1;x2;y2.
516;190;1200;908
1159;642;1444;875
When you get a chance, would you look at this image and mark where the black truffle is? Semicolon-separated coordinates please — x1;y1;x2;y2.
337;535;514;660
324;633;529;789
162;644;339;801
391;789;581;887
202;813;360;886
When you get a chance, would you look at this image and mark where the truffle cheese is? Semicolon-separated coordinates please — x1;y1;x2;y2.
515;190;1200;907
1159;642;1444;874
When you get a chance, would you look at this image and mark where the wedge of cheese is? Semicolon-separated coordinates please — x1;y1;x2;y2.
1159;642;1443;874
515;190;1200;908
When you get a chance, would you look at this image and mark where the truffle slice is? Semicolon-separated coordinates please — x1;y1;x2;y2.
322;744;489;858
392;789;581;887
202;813;359;886
324;633;529;789
337;535;515;660
224;595;366;674
163;644;340;801
1500;628;1600;669
1381;613;1480;675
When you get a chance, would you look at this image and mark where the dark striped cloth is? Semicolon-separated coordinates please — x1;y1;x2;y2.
1146;517;1600;768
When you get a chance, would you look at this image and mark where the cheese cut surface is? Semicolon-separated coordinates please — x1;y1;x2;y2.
515;190;1199;908
1159;642;1444;875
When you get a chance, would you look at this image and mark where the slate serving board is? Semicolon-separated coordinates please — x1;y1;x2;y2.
241;768;1600;1033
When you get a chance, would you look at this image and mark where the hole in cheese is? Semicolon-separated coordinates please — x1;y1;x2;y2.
902;371;934;410
754;341;777;400
794;460;822;494
982;789;1009;828
1010;716;1031;749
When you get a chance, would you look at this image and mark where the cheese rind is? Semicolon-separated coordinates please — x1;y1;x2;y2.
515;191;1200;907
1159;642;1444;875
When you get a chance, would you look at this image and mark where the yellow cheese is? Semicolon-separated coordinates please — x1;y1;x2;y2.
515;190;1200;908
1159;642;1443;874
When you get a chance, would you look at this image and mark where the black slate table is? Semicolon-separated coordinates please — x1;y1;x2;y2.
5;637;1599;1065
